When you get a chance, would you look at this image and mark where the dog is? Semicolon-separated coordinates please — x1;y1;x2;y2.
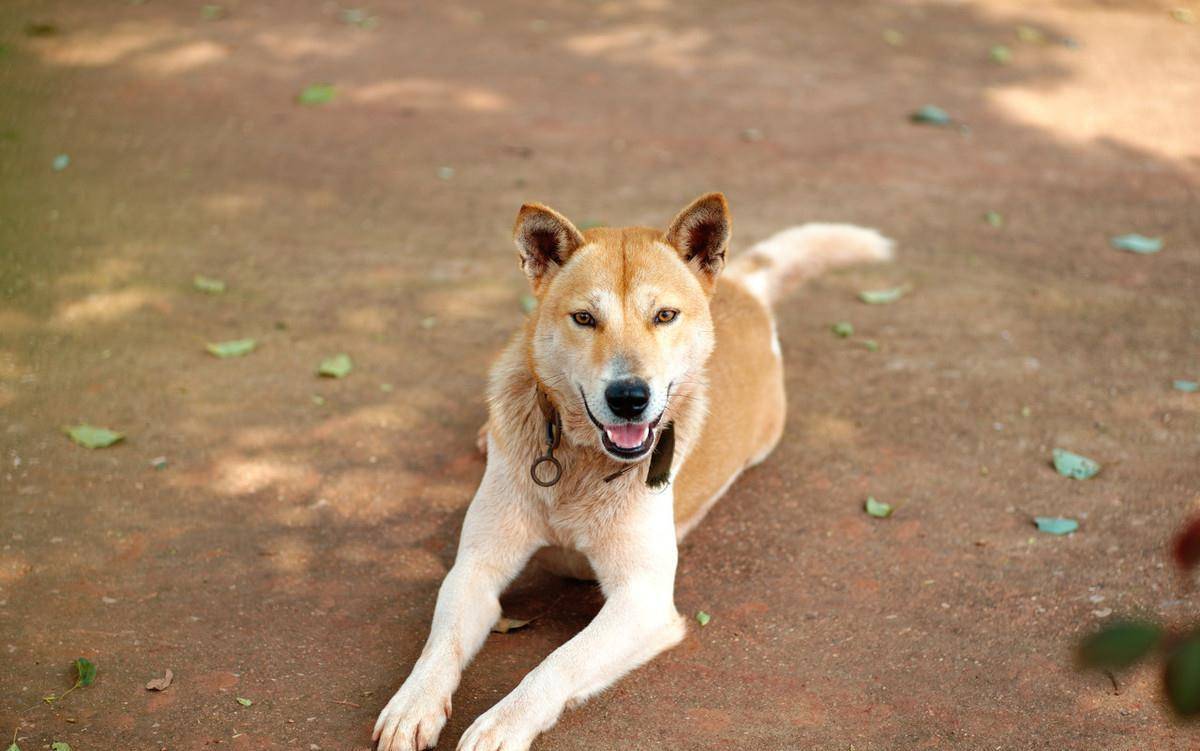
373;193;892;751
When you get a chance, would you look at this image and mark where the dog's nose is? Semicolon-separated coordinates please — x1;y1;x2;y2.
605;378;650;420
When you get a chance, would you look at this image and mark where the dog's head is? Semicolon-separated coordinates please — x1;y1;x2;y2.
515;193;730;462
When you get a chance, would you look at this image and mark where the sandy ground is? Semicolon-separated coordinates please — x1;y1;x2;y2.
2;1;1199;749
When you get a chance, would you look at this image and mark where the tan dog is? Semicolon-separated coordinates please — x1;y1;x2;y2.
373;194;892;751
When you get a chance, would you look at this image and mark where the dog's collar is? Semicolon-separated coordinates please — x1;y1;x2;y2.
529;388;674;489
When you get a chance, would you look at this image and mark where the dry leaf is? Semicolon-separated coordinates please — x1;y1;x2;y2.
146;669;173;691
492;616;532;634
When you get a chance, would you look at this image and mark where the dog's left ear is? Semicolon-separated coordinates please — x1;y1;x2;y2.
513;203;586;290
665;192;731;289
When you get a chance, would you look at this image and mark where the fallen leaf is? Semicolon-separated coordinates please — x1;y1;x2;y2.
1167;636;1200;716
420;316;437;329
236;697;253;707
317;353;353;378
740;128;764;142
206;339;257;358
519;294;537;314
1052;448;1100;480
984;210;1004;227
52;154;70;171
65;425;123;449
1172;8;1196;24
150;456;168;470
340;8;379;28
695;611;711;626
1078;621;1161;669
1172;516;1200;570
910;105;951;126
491;617;532;634
882;28;905;46
1172;379;1198;393
861;339;880;352
193;275;226;294
51;743;70;751
145;669;173;691
74;657;96;687
297;84;336;105
1110;234;1162;254
858;286;908;305
201;4;224;20
1034;516;1079;535
6;745;18;751
865;496;893;518
437;166;455;180
831;321;854;338
989;44;1012;64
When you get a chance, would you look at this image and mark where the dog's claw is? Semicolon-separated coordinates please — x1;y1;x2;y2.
373;682;451;751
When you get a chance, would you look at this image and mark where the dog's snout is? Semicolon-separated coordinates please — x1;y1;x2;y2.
605;378;650;420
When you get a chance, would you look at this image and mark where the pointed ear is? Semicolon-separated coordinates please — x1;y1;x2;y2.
513;203;586;288
664;192;731;287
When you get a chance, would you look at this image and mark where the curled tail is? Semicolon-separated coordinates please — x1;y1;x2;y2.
728;223;894;306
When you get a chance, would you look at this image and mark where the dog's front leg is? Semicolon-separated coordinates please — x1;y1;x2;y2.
375;463;540;751
457;494;685;751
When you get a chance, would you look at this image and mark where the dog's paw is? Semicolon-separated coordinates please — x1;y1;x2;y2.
373;683;452;751
456;700;539;751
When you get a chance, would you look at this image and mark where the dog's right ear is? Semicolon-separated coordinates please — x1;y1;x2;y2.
513;203;586;289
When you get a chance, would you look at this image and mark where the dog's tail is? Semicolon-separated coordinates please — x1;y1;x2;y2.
727;223;894;306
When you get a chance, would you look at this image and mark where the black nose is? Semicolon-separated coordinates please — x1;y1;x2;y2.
605;378;650;420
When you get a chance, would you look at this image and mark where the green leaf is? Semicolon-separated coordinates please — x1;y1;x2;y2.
491;616;532;634
1052;448;1100;480
317;353;353;378
1034;517;1078;535
861;339;879;352
297;84;336;106
74;657;96;687
858;286;907;305
519;294;537;314
1167;636;1200;716
865;496;893;518
7;744;20;751
984;210;1004;227
1016;25;1046;44
52;154;70;171
1110;234;1162;254
236;697;253;707
695;611;711;627
206;339;257;358
51;743;71;751
910;105;951;126
882;29;904;46
989;44;1012;64
1175;380;1199;393
65;425;124;449
193;275;226;294
1173;8;1197;24
1078;621;1161;670
831;321;854;338
201;4;224;20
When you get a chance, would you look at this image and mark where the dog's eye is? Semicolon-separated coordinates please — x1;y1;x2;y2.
654;309;679;325
571;311;596;327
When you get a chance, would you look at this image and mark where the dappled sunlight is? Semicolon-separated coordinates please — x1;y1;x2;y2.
351;78;509;112
250;29;363;61
334;541;448;583
200;190;267;218
207;455;322;497
29;20;179;67
800;413;861;448
337;305;394;334
51;287;168;327
982;8;1200;162
137;40;228;75
314;467;424;521
0;310;39;335
55;257;143;291
563;24;712;72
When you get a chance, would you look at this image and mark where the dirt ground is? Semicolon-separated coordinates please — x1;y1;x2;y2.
2;1;1199;749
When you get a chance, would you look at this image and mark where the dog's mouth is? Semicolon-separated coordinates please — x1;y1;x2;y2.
580;387;663;461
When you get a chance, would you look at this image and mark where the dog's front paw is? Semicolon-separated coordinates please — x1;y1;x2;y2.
456;699;540;751
373;682;452;751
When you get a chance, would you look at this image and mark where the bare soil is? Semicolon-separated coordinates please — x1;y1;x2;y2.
2;1;1199;749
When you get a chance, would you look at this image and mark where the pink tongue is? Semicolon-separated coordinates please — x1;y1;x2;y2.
605;423;649;450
